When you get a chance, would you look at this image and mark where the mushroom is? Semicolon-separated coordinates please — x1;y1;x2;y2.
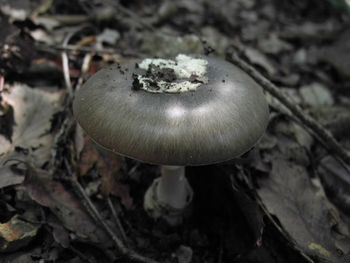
73;54;269;225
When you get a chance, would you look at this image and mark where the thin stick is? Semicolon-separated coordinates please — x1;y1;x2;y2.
37;42;118;55
61;32;75;98
69;245;98;263
107;196;128;244
227;52;350;166
0;74;4;92
75;53;92;91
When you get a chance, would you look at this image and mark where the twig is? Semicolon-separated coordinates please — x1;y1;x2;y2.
38;14;90;26
61;32;75;98
61;25;98;98
64;159;158;263
0;74;4;92
36;42;142;59
69;245;97;263
107;196;128;244
39;43;116;54
75;53;92;91
69;174;125;251
227;52;350;166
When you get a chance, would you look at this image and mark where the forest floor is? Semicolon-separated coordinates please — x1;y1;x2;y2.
1;0;350;262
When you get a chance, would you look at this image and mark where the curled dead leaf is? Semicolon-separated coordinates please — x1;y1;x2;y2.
0;215;39;253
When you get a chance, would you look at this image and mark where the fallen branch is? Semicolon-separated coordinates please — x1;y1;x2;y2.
227;52;350;166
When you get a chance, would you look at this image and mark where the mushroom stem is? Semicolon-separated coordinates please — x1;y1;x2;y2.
158;166;189;209
144;166;193;225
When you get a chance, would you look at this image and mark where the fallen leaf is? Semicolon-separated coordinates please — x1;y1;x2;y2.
98;152;133;209
299;82;334;107
257;157;350;262
244;47;276;76
48;216;70;248
241;21;270;41
96;28;120;46
316;29;350;79
272;120;314;154
318;155;350;216
0;165;25;189
310;106;350;139
140;31;203;58
78;137;133;209
258;33;292;55
0;4;28;21
0;249;39;263
0;15;35;75
0;84;63;167
0;215;39;252
200;26;230;55
282;21;338;41
78;135;100;176
24;168;109;245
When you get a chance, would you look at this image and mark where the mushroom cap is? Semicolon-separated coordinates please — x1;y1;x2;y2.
73;55;269;166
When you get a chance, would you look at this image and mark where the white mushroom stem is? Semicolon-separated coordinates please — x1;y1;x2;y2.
144;166;193;225
158;166;189;209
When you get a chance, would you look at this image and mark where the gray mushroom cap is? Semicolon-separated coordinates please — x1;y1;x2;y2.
73;55;269;166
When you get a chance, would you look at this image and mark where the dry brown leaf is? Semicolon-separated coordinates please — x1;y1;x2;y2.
78;135;100;176
98;153;133;209
78;137;133;209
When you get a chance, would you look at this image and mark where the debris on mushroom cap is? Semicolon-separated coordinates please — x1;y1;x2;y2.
73;54;269;166
133;54;209;93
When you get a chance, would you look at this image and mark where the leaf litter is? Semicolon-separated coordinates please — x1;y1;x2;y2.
255;118;350;262
0;0;350;262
